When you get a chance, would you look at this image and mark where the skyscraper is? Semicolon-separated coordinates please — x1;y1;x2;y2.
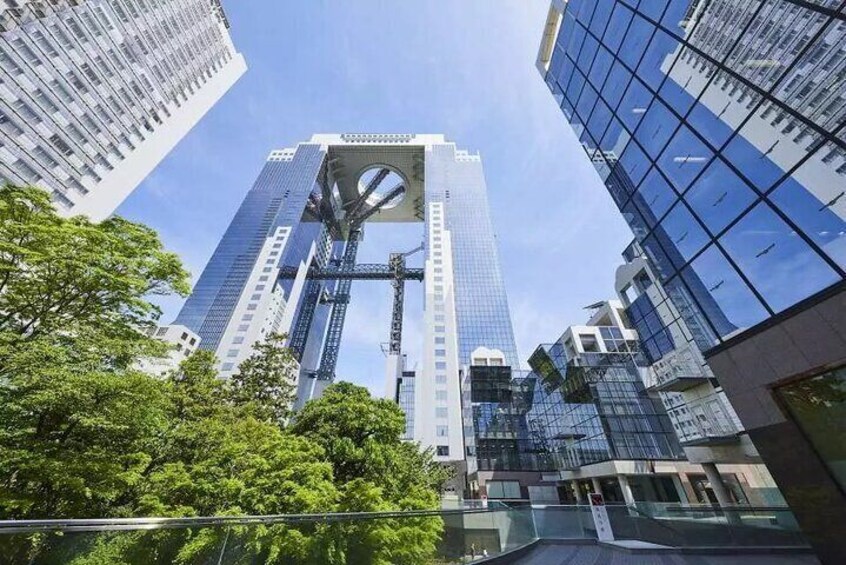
0;0;246;220
175;134;519;465
537;1;845;560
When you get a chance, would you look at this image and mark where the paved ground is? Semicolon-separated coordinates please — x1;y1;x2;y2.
511;543;821;565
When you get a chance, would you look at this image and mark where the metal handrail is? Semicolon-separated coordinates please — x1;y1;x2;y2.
624;504;684;537
0;507;505;534
648;505;793;513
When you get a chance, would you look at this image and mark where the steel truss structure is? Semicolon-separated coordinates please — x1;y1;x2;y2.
282;168;422;380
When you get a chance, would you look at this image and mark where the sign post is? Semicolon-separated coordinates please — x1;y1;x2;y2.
589;493;615;541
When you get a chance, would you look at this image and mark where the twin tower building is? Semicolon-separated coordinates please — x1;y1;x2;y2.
175;134;520;464
0;1;514;465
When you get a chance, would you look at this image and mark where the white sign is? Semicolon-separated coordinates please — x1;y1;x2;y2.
589;493;615;541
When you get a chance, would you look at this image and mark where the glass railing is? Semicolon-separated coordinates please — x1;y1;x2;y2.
530;505;596;539
0;503;812;563
529;503;809;549
0;506;538;564
611;503;808;548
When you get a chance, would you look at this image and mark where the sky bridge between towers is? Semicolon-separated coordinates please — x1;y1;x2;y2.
282;135;441;382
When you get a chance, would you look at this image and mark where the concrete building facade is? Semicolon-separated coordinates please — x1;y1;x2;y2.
0;0;246;219
135;324;201;378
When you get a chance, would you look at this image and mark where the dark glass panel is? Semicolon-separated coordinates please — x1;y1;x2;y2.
602;60;633;110
556;55;576;94
657;46;709;116
635;166;677;225
565;18;587;60
683;244;769;335
618;76;653;132
588;45;614;90
556;8;577;50
575;81;599;126
565;68;587;110
660;201;710;267
768;143;846;270
602;2;635;54
600;117;632;158
663;277;720;349
635;99;679;159
622;199;649;239
642;232;674;280
579;123;600;154
587;97;613;144
637;0;669;21
589;0;616;40
659;0;697;38
605;164;630;209
684;157;757;236
577;32;599;73
776;367;846;493
636;27;681;91
720;202;839;312
618;139;651;186
657;124;713;193
724;113;803;191
561;95;575;121
686;70;743;149
574;0;596;26
618;14;654;70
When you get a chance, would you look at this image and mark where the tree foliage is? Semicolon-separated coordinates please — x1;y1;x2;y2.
227;332;298;426
0;187;450;564
0;185;189;373
291;381;452;509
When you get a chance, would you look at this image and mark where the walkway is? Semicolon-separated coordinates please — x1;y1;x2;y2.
511;542;820;565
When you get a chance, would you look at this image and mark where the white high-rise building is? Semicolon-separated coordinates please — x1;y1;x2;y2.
0;0;246;220
174;134;520;467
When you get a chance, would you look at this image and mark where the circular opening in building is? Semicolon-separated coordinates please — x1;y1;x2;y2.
356;166;406;211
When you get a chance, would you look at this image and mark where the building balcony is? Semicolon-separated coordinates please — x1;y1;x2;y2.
644;345;713;393
673;395;743;447
648;373;711;393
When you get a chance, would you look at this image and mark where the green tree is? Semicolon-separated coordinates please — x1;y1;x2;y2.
290;382;450;564
60;350;340;565
168;350;227;422
0;185;189;366
0;189;450;563
290;381;451;507
0;339;170;520
227;332;298;426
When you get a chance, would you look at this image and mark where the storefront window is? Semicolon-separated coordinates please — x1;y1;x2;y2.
776;367;846;492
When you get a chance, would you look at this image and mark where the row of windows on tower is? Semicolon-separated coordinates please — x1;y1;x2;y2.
220;232;288;372
430;203;450;457
0;0;234;206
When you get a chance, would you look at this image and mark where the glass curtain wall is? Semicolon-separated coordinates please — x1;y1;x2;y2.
543;0;846;349
527;341;684;471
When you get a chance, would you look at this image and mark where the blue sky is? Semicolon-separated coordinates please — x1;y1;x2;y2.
116;0;633;395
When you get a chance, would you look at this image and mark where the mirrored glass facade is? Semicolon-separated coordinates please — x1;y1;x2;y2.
397;370;416;440
541;0;846;348
425;145;520;367
175;144;328;352
526;340;685;471
462;366;554;473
